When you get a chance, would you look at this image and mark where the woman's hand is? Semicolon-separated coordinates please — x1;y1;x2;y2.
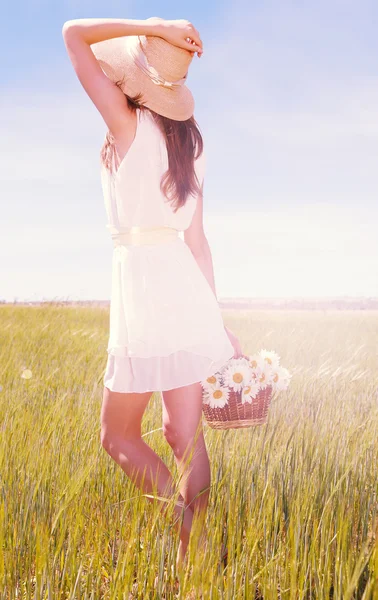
224;325;243;359
146;17;203;57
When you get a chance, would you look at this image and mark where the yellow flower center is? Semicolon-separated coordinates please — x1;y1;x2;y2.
259;373;265;382
273;373;279;383
207;375;217;384
250;360;257;368
265;357;272;364
233;372;243;383
243;386;251;394
213;390;223;399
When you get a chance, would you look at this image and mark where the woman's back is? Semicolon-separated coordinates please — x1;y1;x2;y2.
101;107;207;236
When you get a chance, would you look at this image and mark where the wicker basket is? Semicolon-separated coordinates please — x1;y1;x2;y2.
202;384;273;430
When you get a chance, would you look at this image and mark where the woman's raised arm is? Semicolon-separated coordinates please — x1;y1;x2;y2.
62;18;202;132
61;19;166;132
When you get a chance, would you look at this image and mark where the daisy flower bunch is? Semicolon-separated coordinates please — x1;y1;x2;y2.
201;349;291;409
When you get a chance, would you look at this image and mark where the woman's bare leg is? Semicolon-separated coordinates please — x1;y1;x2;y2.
100;386;194;546
161;381;211;566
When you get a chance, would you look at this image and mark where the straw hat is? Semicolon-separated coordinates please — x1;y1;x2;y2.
91;34;195;121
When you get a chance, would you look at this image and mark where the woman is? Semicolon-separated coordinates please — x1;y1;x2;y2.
62;16;242;571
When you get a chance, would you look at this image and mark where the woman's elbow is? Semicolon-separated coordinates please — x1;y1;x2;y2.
62;20;80;40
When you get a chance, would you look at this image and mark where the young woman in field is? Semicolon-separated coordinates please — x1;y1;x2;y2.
62;16;242;571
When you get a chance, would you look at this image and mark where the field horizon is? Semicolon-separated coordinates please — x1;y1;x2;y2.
2;296;378;311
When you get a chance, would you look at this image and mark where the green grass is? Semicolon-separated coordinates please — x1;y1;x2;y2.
0;305;377;599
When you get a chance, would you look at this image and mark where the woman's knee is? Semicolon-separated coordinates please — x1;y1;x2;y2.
100;426;143;460
162;421;178;448
161;383;204;456
100;428;112;454
100;386;152;453
163;422;204;457
100;428;114;454
100;422;123;456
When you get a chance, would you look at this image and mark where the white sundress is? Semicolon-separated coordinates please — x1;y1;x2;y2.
101;107;234;393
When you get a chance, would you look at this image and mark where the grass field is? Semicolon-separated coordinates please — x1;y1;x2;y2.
1;305;377;599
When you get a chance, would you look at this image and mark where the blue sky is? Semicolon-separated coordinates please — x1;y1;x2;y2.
1;0;377;301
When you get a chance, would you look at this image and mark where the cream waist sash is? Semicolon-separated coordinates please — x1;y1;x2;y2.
111;226;179;247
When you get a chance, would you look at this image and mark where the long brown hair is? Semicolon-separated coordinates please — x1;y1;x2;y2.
100;82;204;214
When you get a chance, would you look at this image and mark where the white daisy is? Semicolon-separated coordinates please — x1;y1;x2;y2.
203;382;230;409
222;361;252;393
241;381;261;404
244;354;265;388
270;366;292;392
217;355;248;379
21;369;32;380
247;353;266;372
201;372;222;393
258;348;281;370
254;364;274;390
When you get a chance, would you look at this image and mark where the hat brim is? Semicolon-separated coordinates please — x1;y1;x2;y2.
91;35;195;121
